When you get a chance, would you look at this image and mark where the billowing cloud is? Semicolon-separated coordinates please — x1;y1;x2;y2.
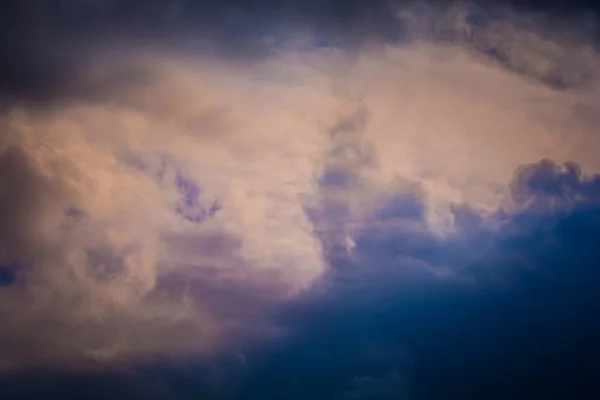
1;0;600;376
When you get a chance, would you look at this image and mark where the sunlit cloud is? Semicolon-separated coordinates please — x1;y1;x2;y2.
0;1;599;371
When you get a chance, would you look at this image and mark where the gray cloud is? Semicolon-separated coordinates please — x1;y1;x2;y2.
1;0;600;374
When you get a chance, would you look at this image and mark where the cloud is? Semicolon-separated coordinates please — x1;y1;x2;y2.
1;0;600;375
219;158;600;400
329;371;409;400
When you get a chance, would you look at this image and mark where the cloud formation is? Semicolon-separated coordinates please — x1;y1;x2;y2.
1;0;600;374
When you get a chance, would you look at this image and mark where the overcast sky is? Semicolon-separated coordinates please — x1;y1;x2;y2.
1;1;600;399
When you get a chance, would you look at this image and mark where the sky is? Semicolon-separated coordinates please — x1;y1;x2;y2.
1;1;600;399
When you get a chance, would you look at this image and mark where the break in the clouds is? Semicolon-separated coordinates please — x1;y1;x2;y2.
1;1;600;371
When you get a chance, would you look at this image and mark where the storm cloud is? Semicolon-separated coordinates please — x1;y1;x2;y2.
1;1;600;399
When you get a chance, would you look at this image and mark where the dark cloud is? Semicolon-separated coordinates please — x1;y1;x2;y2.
219;159;600;399
2;1;600;399
1;0;599;107
3;159;600;399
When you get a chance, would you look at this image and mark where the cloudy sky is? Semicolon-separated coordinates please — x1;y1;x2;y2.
1;1;600;399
